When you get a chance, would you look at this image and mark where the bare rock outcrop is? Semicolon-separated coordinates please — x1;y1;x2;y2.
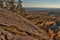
0;8;50;40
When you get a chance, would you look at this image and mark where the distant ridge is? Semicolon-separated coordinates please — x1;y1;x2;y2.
24;7;60;11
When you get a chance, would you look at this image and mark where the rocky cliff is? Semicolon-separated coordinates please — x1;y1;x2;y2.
0;8;50;40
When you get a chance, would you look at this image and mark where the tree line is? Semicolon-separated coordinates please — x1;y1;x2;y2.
0;0;23;13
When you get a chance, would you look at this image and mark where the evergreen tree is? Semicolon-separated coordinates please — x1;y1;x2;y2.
16;0;22;13
0;0;23;13
5;0;15;11
0;0;3;8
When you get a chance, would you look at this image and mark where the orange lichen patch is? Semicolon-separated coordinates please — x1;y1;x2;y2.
48;29;55;39
45;21;55;26
32;21;37;25
58;18;60;20
37;23;44;27
59;28;60;30
58;31;60;38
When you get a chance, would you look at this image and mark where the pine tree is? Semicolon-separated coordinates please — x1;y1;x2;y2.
5;0;15;11
0;0;23;13
9;0;15;11
5;0;11;10
0;0;3;8
16;0;22;13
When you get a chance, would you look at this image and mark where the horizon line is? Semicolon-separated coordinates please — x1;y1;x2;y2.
23;7;60;8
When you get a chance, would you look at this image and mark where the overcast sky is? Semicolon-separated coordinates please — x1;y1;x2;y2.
22;0;60;8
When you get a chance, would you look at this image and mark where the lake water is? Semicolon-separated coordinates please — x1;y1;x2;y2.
24;7;60;11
